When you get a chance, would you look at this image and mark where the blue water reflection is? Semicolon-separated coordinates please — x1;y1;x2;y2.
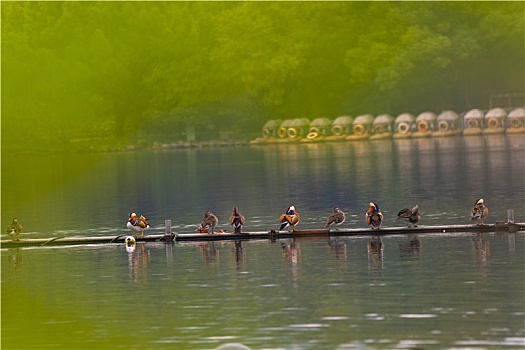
2;134;523;237
2;232;523;349
2;134;524;349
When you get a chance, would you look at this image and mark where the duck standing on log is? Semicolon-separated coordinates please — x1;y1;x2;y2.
199;210;219;234
470;198;489;225
365;202;383;229
127;213;149;237
279;205;300;231
6;218;22;241
395;205;420;227
325;207;346;229
229;207;245;233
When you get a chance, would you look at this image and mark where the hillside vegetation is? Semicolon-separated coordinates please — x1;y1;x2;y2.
2;2;523;152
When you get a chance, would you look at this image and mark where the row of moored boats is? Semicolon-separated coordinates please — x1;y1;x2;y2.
251;107;525;143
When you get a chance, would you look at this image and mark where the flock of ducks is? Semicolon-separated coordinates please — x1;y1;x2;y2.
125;198;489;236
0;198;490;241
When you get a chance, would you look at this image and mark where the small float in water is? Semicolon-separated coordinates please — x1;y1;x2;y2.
326;115;354;141
301;117;332;143
286;118;310;142
370;114;394;140
483;107;507;135
250;119;281;144
346;114;374;141
261;119;283;143
412;111;437;138
507;107;525;134
462;108;485;136
393;113;416;139
432;110;462;137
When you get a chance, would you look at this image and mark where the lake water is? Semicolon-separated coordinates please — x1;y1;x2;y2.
2;134;524;349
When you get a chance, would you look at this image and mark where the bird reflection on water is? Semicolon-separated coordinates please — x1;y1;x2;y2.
328;238;347;260
367;236;384;280
127;243;149;283
398;235;422;260
232;240;246;269
197;241;220;263
281;239;301;283
472;233;490;265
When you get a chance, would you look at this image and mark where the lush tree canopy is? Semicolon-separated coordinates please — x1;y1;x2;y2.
2;1;523;151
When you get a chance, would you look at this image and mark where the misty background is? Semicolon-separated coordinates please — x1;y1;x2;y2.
2;2;524;152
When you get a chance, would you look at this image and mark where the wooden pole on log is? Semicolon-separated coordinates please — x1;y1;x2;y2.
164;219;175;242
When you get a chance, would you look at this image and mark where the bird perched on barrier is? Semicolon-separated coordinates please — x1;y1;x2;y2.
229;207;246;234
127;213;149;237
365;202;383;229
200;210;219;234
396;205;420;227
279;205;300;231
6;218;22;241
325;207;346;229
470;198;489;225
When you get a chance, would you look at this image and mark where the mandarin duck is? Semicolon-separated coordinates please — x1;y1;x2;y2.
229;207;246;234
325;206;346;229
470;198;489;225
200;210;219;234
365;202;383;229
395;205;420;227
6;218;22;241
126;212;149;237
279;205;300;231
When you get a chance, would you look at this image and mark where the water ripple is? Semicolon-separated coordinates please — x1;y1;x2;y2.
455;337;525;346
399;314;437;319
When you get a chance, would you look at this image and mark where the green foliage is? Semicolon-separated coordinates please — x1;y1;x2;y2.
2;1;523;152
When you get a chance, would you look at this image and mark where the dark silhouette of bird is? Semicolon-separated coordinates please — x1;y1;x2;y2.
325;207;346;229
279;205;300;231
470;198;489;225
396;205;420;227
6;218;22;241
229;207;246;233
365;202;383;229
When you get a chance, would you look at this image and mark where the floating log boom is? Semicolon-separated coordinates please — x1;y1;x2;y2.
1;222;523;248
